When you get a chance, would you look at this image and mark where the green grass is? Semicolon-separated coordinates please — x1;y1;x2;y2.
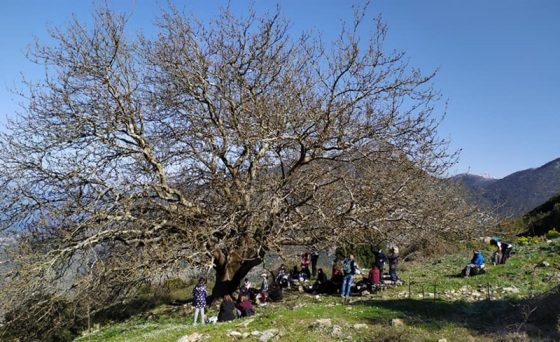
384;240;560;300
76;238;560;342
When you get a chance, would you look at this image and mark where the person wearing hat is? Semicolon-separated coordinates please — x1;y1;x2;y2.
463;250;485;277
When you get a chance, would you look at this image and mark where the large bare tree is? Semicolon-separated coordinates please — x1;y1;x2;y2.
0;5;487;339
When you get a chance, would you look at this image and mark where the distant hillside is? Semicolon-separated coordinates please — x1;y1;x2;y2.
450;174;497;188
522;193;560;236
452;158;560;217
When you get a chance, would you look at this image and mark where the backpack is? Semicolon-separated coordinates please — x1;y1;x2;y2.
342;259;352;275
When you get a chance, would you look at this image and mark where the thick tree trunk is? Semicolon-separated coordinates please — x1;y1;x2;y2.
211;249;265;301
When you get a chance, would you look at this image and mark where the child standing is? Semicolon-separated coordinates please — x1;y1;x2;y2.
192;277;208;325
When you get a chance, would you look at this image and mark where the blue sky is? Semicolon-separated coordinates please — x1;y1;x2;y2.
0;0;558;179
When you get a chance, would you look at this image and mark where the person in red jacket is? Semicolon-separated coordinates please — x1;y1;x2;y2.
368;262;381;288
236;295;254;317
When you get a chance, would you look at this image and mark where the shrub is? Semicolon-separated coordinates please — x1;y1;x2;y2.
516;236;542;246
546;229;559;239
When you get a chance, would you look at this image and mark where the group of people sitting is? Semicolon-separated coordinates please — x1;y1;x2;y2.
274;247;401;301
461;238;514;277
192;274;273;325
193;247;403;324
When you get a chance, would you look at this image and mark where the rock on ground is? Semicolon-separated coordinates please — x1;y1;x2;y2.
331;325;343;338
177;332;204;342
353;323;368;330
258;328;279;342
391;318;405;327
502;286;520;294
236;318;255;328
228;331;243;338
309;318;332;329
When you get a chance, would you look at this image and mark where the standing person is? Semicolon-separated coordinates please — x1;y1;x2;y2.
387;247;400;282
374;249;387;274
490;239;513;264
368;262;381;288
310;250;320;277
217;295;236;322
192;277;208;326
301;252;311;269
340;254;356;303
259;273;269;304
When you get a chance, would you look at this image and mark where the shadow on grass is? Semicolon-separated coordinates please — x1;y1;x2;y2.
355;287;560;340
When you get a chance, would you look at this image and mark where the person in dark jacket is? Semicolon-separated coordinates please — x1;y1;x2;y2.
490;239;513;264
239;278;251;296
310;250;320;277
217;295;236;322
312;268;328;293
387;247;399;282
374;249;387;274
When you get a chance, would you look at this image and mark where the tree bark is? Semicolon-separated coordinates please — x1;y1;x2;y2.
211;249;265;301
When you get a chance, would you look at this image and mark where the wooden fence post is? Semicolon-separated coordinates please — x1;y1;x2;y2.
408;276;411;299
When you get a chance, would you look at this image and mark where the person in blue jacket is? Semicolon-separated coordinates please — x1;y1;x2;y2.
463;250;485;277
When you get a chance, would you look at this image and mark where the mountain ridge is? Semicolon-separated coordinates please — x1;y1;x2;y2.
452;157;560;217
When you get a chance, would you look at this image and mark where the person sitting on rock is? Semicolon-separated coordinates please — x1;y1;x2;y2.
331;262;343;285
290;265;300;282
312;268;328;293
239;278;251;296
299;265;311;281
462;250;485;277
276;264;290;289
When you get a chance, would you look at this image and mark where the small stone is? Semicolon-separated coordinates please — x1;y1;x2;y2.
438;339;448;342
391;318;405;327
259;329;279;342
177;333;203;342
353;323;368;330
236;318;254;328
310;318;332;329
331;325;343;338
228;331;243;338
540;261;550;267
242;333;250;338
251;331;262;336
503;286;520;294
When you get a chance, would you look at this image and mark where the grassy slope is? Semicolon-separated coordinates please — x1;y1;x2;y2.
77;239;560;342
